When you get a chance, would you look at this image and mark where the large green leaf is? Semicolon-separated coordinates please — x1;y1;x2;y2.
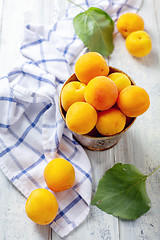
73;7;114;57
92;163;151;220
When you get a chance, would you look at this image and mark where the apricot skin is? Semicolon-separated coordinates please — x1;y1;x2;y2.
61;81;86;111
108;72;131;94
125;30;152;57
84;76;118;111
44;158;75;192
75;52;109;85
25;189;58;225
66;102;97;135
117;13;144;38
117;85;150;117
96;108;126;136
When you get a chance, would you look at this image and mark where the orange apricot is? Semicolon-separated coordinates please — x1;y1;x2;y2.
117;13;144;38
108;72;131;94
25;189;58;225
44;158;75;192
117;85;150;117
66;102;97;134
61;81;86;111
125;30;152;57
84;76;118;111
75;52;109;84
96;108;126;136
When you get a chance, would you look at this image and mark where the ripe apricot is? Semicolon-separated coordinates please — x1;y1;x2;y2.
117;13;144;38
84;76;118;111
108;72;131;94
61;81;86;111
66;102;97;134
96;108;126;136
117;85;150;117
44;158;75;192
125;30;152;57
75;52;109;84
25;188;58;225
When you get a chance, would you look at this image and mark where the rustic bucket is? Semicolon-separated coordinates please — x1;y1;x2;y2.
59;66;136;151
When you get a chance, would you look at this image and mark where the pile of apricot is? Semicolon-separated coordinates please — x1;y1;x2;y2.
117;13;152;57
61;52;150;136
25;158;75;225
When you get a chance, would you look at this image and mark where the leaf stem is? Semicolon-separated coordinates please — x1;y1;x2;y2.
147;164;160;178
66;0;86;11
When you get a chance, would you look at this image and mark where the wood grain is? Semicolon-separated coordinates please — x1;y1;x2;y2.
0;0;160;239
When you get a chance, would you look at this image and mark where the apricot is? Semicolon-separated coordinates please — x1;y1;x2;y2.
125;30;152;57
84;76;118;111
44;158;75;192
61;81;86;111
75;52;109;84
96;108;126;136
117;13;144;38
108;72;131;94
117;85;150;117
66;102;97;134
25;188;58;225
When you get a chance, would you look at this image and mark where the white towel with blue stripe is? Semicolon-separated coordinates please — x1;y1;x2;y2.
0;0;142;237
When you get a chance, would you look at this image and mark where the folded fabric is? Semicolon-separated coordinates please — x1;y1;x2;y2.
0;0;142;238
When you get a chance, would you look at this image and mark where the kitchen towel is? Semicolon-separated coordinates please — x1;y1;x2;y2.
0;0;142;237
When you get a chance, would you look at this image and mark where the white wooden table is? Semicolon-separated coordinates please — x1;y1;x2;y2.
0;0;160;239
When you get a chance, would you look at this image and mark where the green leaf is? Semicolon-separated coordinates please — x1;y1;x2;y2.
73;7;114;57
92;163;151;220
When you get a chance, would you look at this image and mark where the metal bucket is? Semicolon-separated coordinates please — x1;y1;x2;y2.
59;66;136;151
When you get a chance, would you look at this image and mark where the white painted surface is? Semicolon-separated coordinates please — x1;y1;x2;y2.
0;0;160;239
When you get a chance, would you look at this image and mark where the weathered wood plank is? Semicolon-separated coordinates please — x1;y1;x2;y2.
0;0;4;56
110;0;160;239
0;1;58;239
0;0;160;239
154;0;160;39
